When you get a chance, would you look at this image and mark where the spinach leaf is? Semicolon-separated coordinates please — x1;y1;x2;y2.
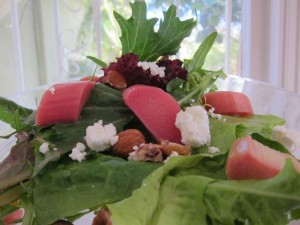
32;154;161;225
33;83;135;176
114;1;196;61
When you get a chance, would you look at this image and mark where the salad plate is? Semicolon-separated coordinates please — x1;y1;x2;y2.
1;1;300;225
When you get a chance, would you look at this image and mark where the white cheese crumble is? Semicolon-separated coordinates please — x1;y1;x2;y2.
208;146;220;154
39;142;49;154
175;106;211;147
272;126;300;158
208;107;222;120
85;120;118;152
69;142;87;162
137;61;166;78
48;86;56;95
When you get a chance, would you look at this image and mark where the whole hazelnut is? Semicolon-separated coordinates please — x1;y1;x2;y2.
112;129;146;158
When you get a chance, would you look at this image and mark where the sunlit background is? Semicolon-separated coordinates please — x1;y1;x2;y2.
0;0;299;97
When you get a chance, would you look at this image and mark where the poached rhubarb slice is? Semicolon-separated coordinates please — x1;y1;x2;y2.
202;91;254;117
36;81;95;127
123;85;182;144
226;136;300;180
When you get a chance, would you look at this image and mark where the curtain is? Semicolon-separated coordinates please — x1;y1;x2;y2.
241;0;300;94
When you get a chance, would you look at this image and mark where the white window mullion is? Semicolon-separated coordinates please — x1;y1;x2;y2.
53;0;64;82
241;0;300;93
92;0;102;60
10;0;25;92
224;0;232;74
282;0;300;93
240;0;252;79
268;0;284;87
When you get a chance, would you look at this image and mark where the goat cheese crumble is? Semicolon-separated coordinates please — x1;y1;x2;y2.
175;106;210;147
69;142;87;162
208;107;222;120
39;142;50;154
85;120;118;152
137;61;166;78
208;146;220;154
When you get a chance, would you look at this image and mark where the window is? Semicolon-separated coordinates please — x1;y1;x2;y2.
241;0;300;94
0;0;241;97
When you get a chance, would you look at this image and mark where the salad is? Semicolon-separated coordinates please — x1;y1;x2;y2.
1;1;300;225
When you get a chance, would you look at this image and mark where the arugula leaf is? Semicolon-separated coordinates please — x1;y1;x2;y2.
176;70;225;107
185;32;218;73
0;96;33;130
167;32;226;107
114;1;196;61
86;56;107;68
32;154;160;225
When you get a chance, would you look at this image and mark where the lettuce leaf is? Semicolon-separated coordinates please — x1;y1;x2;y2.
193;115;285;156
108;156;300;225
114;1;196;61
224;114;286;139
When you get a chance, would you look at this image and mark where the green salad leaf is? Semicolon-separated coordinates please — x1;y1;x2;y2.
86;56;107;68
224;114;286;139
108;156;300;225
114;1;196;61
0;96;33;131
33;83;135;176
32;154;160;225
205;160;300;225
167;32;226;107
193;114;285;155
185;32;217;73
0;1;299;225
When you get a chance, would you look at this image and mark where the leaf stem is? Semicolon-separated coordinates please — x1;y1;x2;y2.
178;75;214;107
0;185;26;207
177;84;203;106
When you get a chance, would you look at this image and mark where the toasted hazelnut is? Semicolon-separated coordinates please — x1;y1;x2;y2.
113;129;146;158
92;208;112;225
160;140;191;156
128;143;163;163
100;70;127;89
